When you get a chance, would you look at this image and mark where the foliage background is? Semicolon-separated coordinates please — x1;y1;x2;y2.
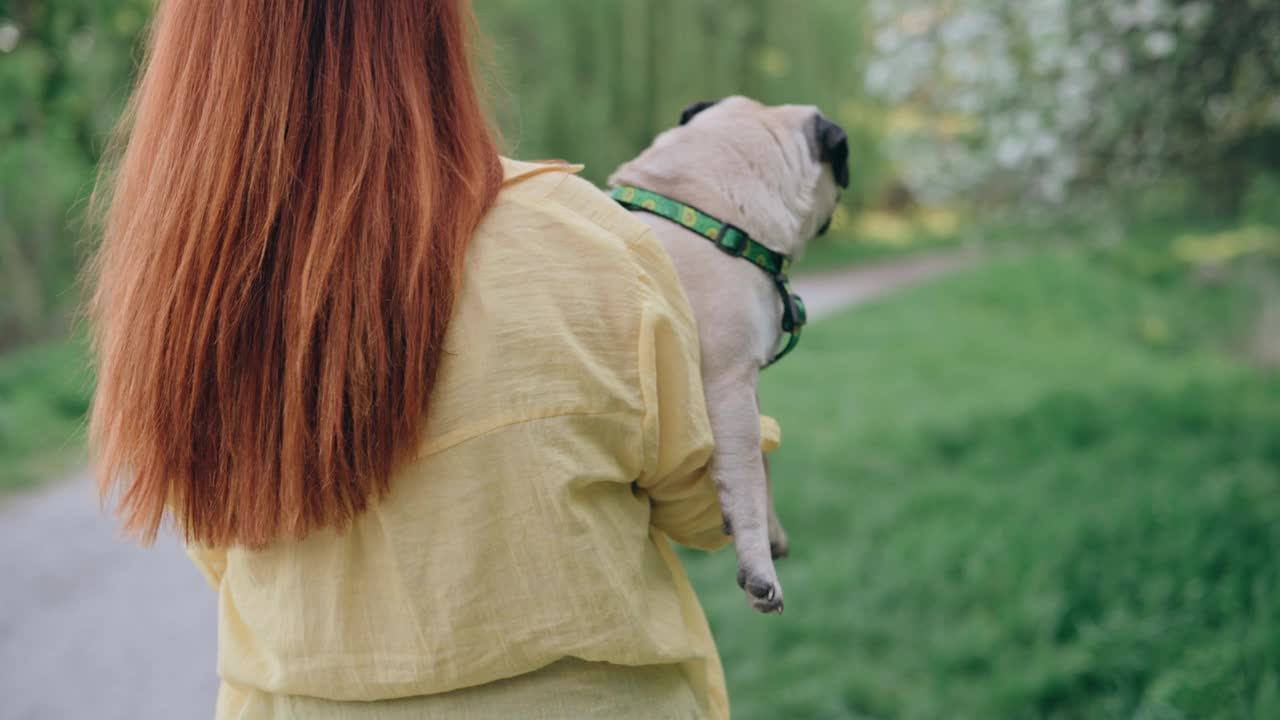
1;0;150;349
0;0;887;351
5;0;1279;348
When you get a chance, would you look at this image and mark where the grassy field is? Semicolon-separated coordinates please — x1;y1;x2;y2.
685;249;1280;719
0;336;92;493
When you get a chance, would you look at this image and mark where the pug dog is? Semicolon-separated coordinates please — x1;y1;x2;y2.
609;96;849;613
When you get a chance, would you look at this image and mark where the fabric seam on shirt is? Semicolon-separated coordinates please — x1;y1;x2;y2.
622;224;673;489
416;406;633;459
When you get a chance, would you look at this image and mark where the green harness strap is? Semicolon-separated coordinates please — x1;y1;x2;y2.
611;185;807;367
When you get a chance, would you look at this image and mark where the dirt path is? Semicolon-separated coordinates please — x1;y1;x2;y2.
793;251;975;322
0;251;973;720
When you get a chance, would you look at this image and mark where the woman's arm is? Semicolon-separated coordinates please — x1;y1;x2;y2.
629;227;781;551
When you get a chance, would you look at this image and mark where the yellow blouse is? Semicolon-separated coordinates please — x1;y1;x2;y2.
188;158;782;719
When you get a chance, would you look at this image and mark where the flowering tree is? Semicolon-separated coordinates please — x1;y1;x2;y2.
865;0;1280;206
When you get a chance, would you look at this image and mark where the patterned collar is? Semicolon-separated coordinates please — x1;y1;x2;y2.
611;186;807;366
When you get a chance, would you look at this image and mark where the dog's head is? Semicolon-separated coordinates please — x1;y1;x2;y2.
674;96;848;245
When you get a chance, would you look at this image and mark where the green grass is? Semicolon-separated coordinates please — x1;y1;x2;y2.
0;335;92;493
684;251;1280;719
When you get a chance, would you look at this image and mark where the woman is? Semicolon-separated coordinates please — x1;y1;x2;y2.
90;2;780;718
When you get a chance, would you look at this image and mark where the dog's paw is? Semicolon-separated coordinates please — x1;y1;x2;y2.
736;567;784;614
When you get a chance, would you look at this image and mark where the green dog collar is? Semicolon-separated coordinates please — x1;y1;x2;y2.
611;185;806;367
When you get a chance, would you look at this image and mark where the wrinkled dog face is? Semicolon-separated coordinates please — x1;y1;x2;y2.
675;96;849;247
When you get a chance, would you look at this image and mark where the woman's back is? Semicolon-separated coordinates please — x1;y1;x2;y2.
191;160;779;719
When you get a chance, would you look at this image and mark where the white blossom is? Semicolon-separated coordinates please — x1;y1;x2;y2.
863;0;1264;204
1102;49;1129;75
0;22;20;53
1143;31;1177;59
996;138;1026;169
1179;2;1213;32
1131;0;1165;27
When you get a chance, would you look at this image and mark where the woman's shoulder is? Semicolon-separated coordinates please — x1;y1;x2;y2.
424;159;680;441
490;158;656;257
484;158;680;296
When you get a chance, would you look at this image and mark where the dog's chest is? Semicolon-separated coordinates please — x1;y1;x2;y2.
640;216;781;369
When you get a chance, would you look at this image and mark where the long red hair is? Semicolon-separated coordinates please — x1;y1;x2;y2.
89;0;502;547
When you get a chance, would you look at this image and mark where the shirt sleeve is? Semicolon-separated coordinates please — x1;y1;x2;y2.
629;226;781;551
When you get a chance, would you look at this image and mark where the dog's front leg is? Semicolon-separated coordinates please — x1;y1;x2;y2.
764;453;790;559
706;372;783;613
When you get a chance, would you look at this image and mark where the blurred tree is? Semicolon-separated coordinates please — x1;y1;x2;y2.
0;0;151;350
866;0;1280;210
0;0;873;350
478;0;874;189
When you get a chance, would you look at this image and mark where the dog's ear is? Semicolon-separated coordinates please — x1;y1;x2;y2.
811;114;850;189
680;100;719;126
